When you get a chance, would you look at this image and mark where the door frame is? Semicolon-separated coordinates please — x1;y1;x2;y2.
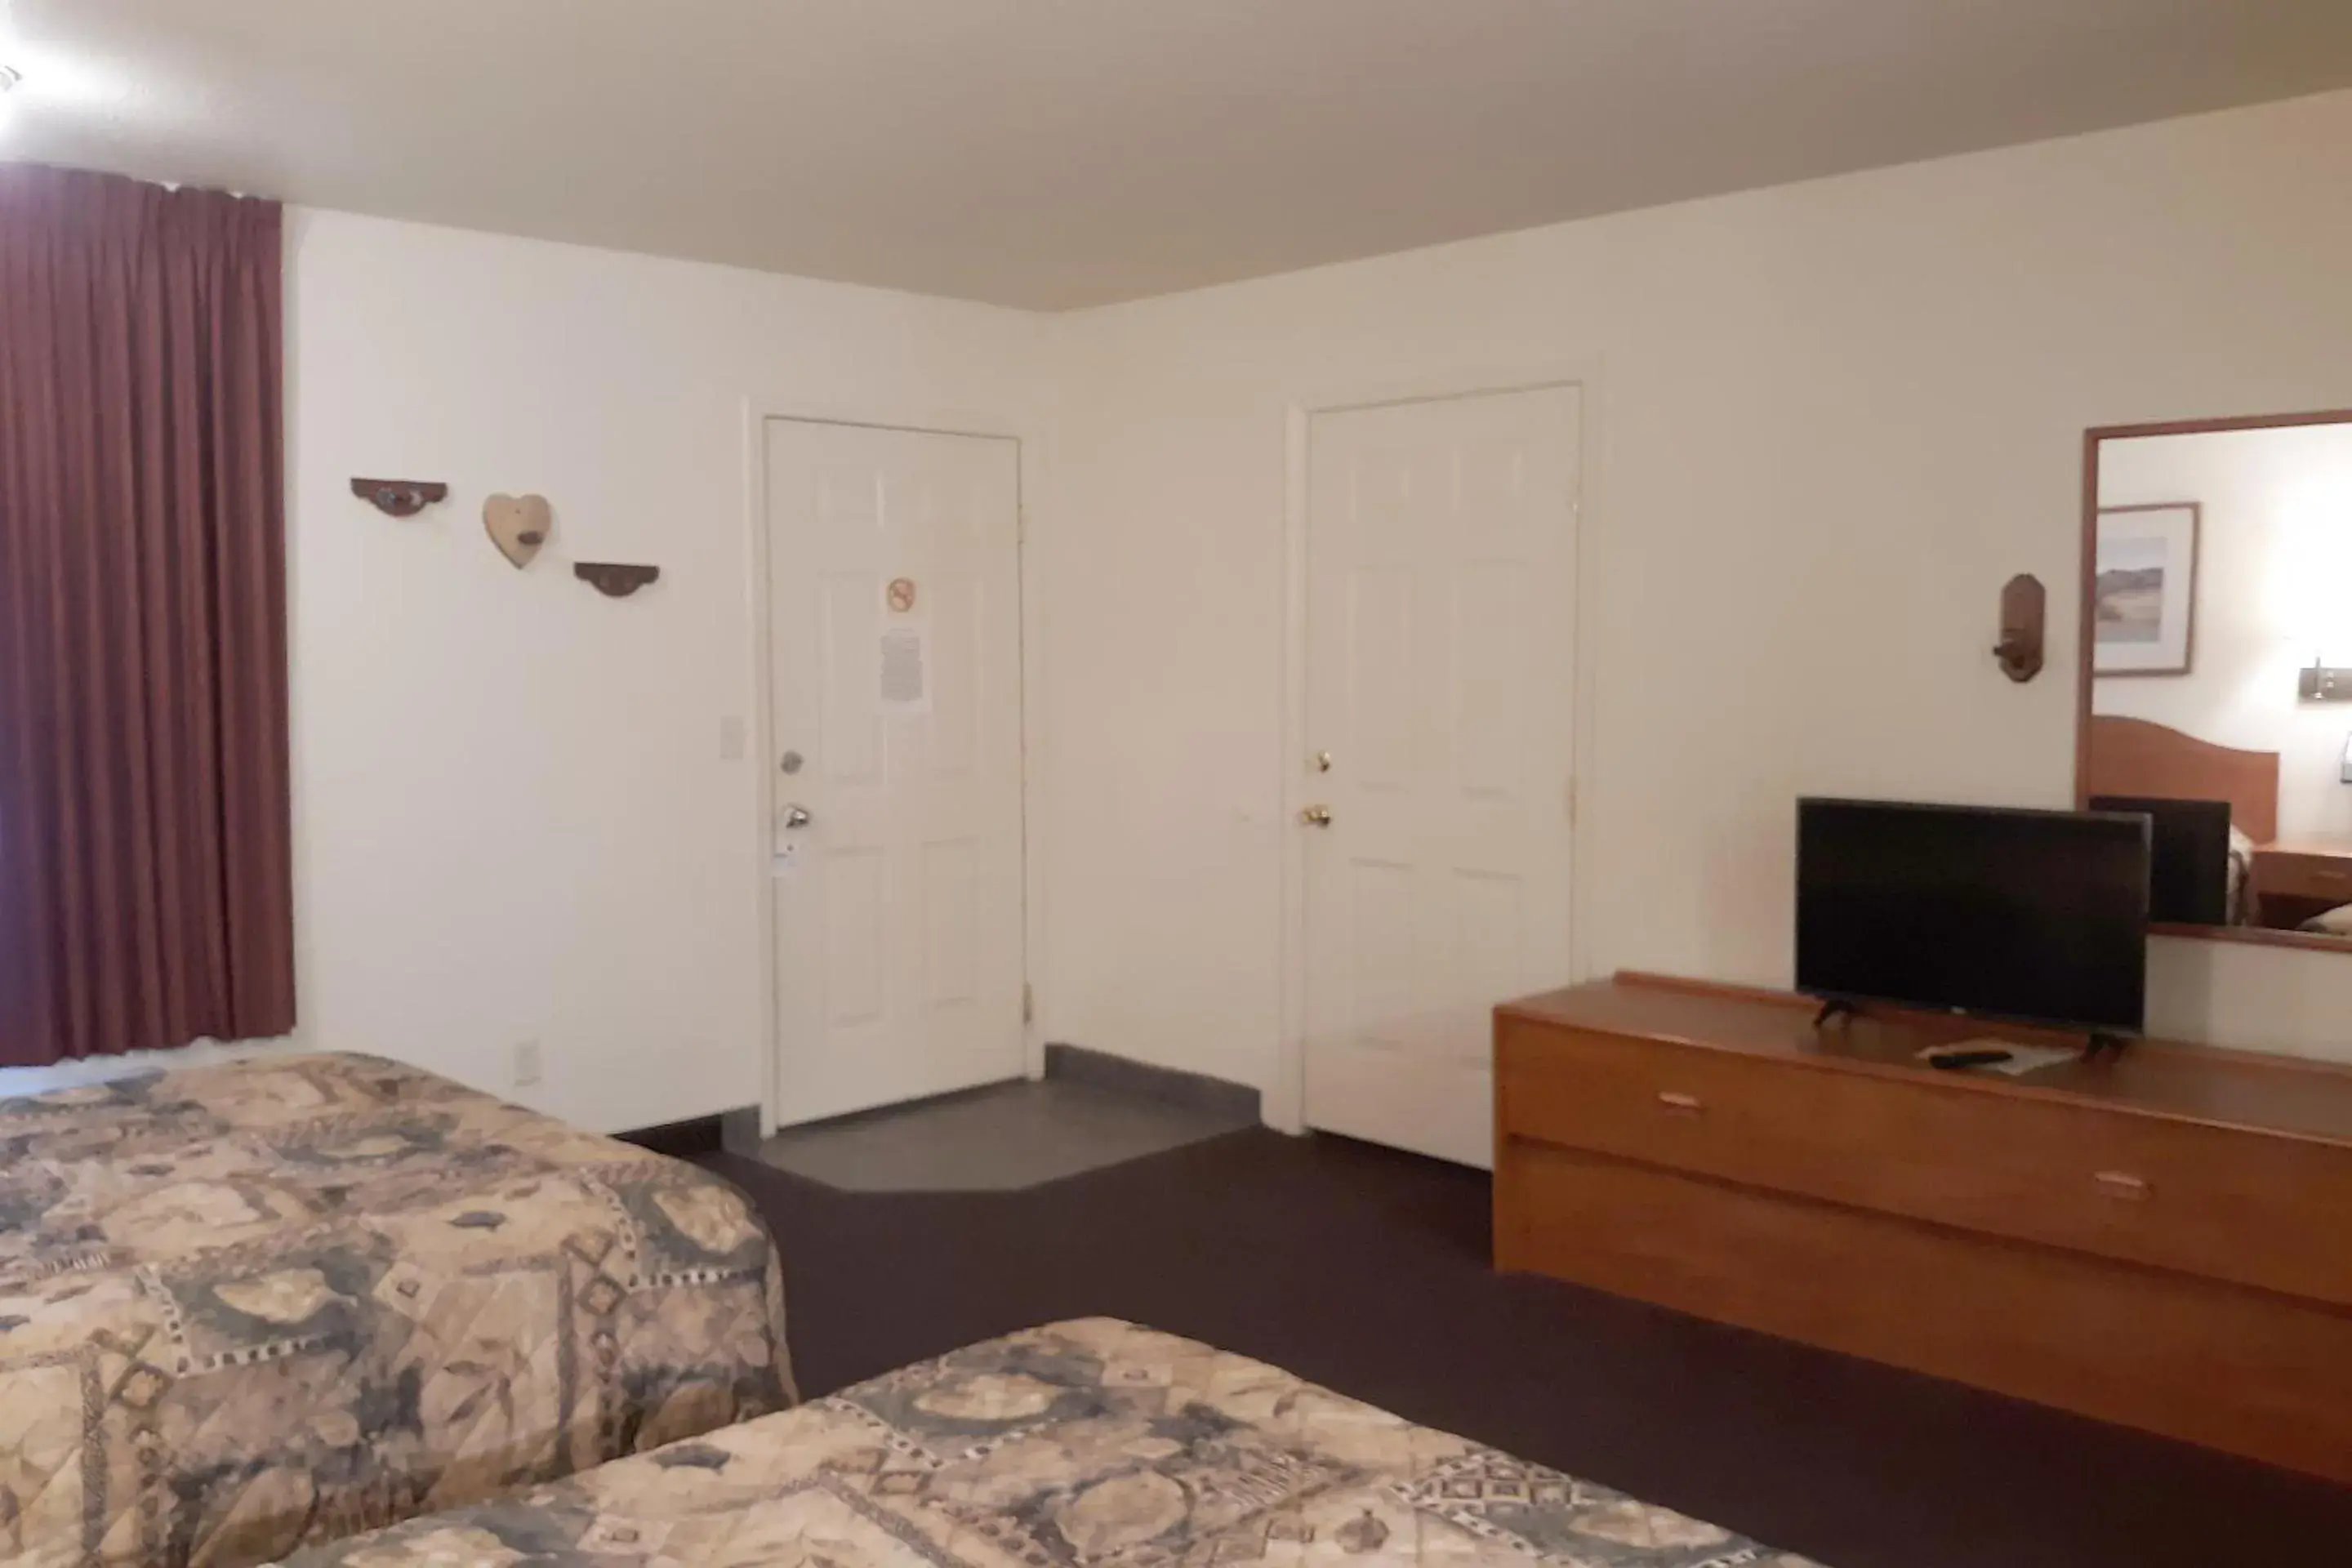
742;397;1048;1134
1272;363;1603;1136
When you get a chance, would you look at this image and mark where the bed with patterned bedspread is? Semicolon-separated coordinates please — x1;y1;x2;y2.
0;1054;794;1568
270;1318;1820;1568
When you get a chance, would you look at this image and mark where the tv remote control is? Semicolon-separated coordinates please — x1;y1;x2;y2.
1927;1048;2014;1071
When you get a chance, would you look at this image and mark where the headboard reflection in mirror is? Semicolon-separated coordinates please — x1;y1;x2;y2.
2078;408;2352;951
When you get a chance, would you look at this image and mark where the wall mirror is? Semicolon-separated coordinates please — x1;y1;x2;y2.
2078;408;2352;951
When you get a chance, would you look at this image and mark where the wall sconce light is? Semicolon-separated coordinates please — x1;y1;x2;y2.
1992;574;2044;682
2298;661;2352;702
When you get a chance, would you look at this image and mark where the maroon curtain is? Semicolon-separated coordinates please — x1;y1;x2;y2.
0;164;292;1066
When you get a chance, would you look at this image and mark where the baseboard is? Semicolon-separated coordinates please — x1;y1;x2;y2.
1044;1043;1260;1120
615;1105;763;1159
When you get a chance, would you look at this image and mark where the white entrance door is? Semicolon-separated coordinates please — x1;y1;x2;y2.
1300;385;1579;1168
764;419;1026;1125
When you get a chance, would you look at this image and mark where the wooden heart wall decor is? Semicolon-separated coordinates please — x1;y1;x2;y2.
483;493;554;569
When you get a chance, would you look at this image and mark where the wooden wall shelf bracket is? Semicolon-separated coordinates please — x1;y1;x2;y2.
574;563;661;599
351;479;449;518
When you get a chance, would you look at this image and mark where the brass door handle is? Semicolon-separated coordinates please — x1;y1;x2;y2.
1299;805;1334;827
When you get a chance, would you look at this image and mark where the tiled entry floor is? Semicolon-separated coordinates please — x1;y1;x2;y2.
755;1076;1258;1192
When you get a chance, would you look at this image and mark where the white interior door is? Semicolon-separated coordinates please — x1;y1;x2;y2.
765;419;1026;1125
1301;386;1579;1168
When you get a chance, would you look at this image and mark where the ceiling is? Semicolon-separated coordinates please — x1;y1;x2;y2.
8;1;2352;310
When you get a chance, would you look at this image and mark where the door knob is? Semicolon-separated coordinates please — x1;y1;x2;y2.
1299;805;1334;827
782;804;813;829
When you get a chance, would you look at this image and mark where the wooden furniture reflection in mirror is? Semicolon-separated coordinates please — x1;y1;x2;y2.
2248;837;2352;933
2083;716;2277;843
2078;408;2352;953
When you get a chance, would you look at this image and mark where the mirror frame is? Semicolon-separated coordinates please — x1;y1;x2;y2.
2076;406;2352;953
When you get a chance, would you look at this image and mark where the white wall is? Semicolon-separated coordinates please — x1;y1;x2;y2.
1035;89;2352;1109
15;90;2352;1129
274;213;1049;1132
2096;423;2352;840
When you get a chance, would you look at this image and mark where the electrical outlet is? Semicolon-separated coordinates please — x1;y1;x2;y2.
512;1039;542;1088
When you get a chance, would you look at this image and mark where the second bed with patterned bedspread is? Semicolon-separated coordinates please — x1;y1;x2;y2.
271;1318;1820;1568
0;1053;793;1568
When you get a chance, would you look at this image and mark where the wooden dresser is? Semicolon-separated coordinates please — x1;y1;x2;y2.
1494;973;2352;1484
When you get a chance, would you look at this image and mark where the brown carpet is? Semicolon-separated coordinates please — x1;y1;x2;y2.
698;1127;2351;1568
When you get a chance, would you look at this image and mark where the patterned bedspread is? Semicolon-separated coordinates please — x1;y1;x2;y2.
273;1319;1820;1568
0;1054;793;1568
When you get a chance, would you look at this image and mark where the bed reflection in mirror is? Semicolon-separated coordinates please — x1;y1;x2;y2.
2082;410;2352;948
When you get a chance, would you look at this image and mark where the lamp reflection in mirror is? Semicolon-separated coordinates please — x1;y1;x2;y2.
2277;475;2352;675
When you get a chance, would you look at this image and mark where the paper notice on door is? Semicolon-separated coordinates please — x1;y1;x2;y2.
880;624;931;713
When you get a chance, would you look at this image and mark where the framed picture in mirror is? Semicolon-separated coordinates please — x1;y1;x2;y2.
2093;504;2198;676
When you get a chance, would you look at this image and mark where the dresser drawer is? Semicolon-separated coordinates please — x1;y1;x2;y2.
1498;1143;2352;1486
1496;1019;2352;1308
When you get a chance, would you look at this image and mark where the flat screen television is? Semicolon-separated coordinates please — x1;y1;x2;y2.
1796;798;2150;1037
2087;795;2234;927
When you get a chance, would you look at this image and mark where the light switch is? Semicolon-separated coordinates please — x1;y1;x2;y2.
719;715;747;760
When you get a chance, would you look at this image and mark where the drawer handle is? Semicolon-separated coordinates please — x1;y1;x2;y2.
1656;1091;1704;1116
2093;1170;2150;1200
